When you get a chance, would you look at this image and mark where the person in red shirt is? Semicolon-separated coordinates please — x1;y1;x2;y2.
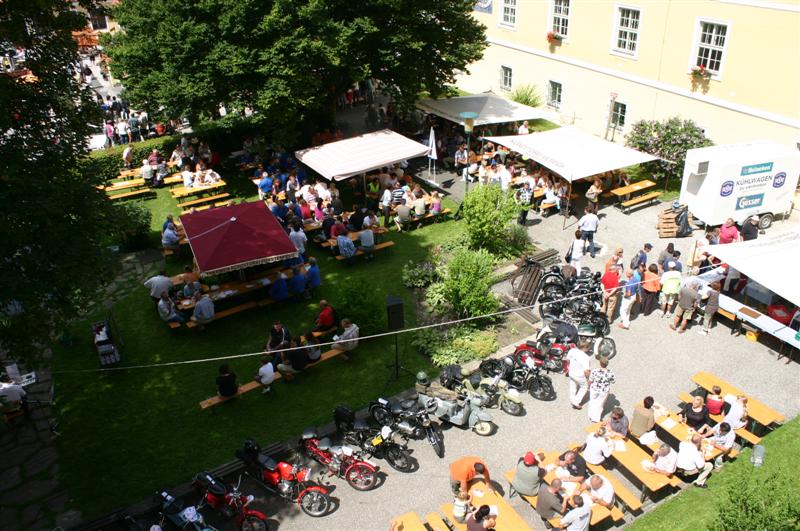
330;218;347;239
601;264;621;324
706;386;725;415
314;300;337;331
718;218;740;244
449;456;493;495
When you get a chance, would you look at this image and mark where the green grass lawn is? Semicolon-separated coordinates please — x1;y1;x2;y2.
54;177;465;519
629;416;800;530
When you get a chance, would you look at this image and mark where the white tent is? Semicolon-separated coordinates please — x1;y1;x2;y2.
416;94;553;126
483;126;658;182
295;129;430;181
707;230;800;307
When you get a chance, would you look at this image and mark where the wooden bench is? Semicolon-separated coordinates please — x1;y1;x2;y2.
168;321;182;329
108;188;153;201
163;175;184;186
177;192;231;210
312;327;337;338
199;349;346;409
424;512;450;531
691;371;785;427
677;392;756;449
391;512;426;531
185;301;258;328
412;208;452;225
620;191;662;214
566;443;643;513
171;181;226;199
335;240;395;261
180;200;232;215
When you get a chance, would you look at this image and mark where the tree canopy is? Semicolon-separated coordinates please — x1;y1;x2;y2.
104;0;487;142
625;117;713;183
0;0;114;358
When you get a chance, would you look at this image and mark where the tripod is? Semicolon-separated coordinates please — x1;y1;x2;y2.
383;332;415;392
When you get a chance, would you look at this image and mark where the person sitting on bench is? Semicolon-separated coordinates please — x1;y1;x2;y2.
267;320;292;358
216;364;238;398
288;266;307;301
191;293;215;326
162;223;181;250
276;338;307;381
333;319;360;360
157;292;185;324
314;300;337;331
305;257;321;298
269;273;289;302
255;357;275;395
337;231;357;265
303;333;322;362
394;202;413;232
358;228;375;260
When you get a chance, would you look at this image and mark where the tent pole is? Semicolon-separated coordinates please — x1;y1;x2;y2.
363;174;367;197
563;181;572;230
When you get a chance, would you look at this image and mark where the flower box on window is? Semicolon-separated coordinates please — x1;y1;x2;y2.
547;32;563;44
689;65;712;81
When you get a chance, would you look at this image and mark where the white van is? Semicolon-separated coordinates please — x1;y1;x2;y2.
679;140;800;229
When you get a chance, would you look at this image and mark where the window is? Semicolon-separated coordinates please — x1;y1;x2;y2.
548;81;562;109
695;21;727;73
552;0;570;37
501;66;513;91
501;0;517;27
614;7;640;55
611;101;627;130
89;11;108;31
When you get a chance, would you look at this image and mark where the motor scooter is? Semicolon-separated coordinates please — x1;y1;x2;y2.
156;490;217;531
413;375;495;436
458;373;525;416
193;472;268;531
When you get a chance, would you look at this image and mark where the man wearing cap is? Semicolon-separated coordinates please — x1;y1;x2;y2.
741;216;759;241
659;261;682;317
449;456;494;495
509;450;546;497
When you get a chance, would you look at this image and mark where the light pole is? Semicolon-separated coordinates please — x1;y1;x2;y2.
459;111;478;196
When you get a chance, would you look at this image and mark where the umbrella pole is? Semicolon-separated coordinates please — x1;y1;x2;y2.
562;182;572;230
433;161;436;185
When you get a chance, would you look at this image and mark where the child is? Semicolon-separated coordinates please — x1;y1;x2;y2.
452;490;471;523
430;191;442;215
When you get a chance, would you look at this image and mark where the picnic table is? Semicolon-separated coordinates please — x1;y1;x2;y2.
691;371;785;427
322;227;388;248
653;408;724;461
609;179;656;199
391;512;426;531
102;178;146;192
609;179;661;213
117;168;140;179
171;180;226;199
440;480;532;531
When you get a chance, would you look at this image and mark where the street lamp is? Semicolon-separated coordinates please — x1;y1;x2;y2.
459;111;478;195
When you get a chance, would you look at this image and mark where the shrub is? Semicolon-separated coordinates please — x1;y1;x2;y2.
401;260;438;289
625;117;712;183
334;288;387;335
111;201;153;251
411;326;498;367
501;223;533;258
461;185;519;256
712;466;800;531
442;248;498;318
509;84;542;108
424;282;450;315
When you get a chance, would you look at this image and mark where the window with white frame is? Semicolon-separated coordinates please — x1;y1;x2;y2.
548;81;562;109
501;66;513;91
552;0;570;37
695;21;727;73
89;11;108;31
614;7;640;54
501;0;517;27
611;101;627;130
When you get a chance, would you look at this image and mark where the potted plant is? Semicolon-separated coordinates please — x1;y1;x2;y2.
546;31;563;44
689;65;712;81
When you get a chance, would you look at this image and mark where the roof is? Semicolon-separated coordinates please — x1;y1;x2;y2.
707;230;800;307
295;129;430;181
416;93;554;126
179;202;297;276
484;126;658;182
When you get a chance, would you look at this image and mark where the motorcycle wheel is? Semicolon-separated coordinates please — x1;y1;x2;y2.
385;445;414;473
595;337;617;360
472;421;495;436
591;313;611;336
500;399;524;416
241;515;267;531
538;296;563;320
345;463;378;491
370;403;394;427
430;430;445;458
479;358;506;379
541;283;566;300
298;490;331;517
529;376;557;401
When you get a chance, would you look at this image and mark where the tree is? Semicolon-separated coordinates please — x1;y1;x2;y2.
103;0;487;143
0;0;115;359
460;184;519;255
625;117;713;183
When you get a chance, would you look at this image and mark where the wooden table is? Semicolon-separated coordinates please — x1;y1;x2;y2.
691;371;785;426
176;265;306;310
171;180;226;199
610;179;656;198
594;436;679;500
391;512;426;531
323;227;388;248
102;178;146;192
118;168;140;179
440;480;532;531
653;409;723;461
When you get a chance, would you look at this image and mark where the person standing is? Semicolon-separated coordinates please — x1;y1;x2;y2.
641;264;661;316
566;340;591;410
718;218;739;244
585;179;602;214
577;207;599;258
601;264;621;324
587;356;615;423
449;456;493;495
632;243;652;269
671;280;701;333
567;230;585;273
618;269;636;330
698;282;720;336
741;216;759;241
288;223;307;262
518;120;530;135
516;182;533;226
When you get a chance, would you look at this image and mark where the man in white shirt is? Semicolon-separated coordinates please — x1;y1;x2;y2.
676;435;713;487
565;340;592;409
582;428;612;465
181;167;194;187
116;119;129;143
192;294;215;325
723;395;748;430
706;422;736;468
288;223;308;260
122;145;133;168
333;319;359;360
559;495;590;531
651;444;677;476
314;181;331;202
518;120;529;135
256;357;275;395
157;292;185;324
144;270;173;302
496;164;513;192
577;207;600;258
577;474;615;508
380;186;393;227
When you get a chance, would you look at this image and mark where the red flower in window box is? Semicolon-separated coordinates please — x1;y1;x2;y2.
547;31;563;44
690;65;712;80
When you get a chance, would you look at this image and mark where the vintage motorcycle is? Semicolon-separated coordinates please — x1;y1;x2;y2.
193;472;268;531
413;372;495;436
301;429;379;491
156;490;217;531
457;373;525;416
369;397;445;458
334;405;415;473
479;354;556;401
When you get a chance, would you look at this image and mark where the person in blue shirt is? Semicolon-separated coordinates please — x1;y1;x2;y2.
258;173;273;197
337;232;357;266
305;257;321;299
162;214;175;234
288;266;307;301
270;199;288;222
269;274;289;302
671;251;683;273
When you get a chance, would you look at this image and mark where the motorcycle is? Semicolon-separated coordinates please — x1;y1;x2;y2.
235;439;331;517
480;354;556;402
193;472;268;531
369;397;445;458
301;429;379;491
333;405;415;473
156;490;217;531
458;373;525;416
512;339;569;374
413;373;495;436
538;319;616;360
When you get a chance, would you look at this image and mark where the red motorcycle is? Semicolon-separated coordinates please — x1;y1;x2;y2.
513;339;571;375
301;428;378;491
193;472;268;531
236;439;331;517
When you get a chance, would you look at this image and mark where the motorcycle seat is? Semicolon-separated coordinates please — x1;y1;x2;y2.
353;419;371;431
257;454;277;471
318;437;332;451
525;340;538;348
400;398;417;410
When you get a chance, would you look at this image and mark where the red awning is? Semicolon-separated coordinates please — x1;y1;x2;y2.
179;202;298;275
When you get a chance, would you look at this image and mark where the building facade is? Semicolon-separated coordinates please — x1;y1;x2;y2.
459;0;799;146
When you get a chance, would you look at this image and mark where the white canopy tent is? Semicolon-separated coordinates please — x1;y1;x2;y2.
707;230;800;307
416;94;553;126
295;129;430;181
483;126;658;182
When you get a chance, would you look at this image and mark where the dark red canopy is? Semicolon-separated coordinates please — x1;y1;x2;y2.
180;202;297;275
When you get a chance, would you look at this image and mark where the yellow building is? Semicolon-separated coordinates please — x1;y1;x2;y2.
459;0;800;145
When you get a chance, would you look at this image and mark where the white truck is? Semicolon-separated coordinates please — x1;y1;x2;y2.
679;140;800;229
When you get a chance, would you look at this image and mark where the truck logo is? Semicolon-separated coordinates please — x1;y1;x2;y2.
740;162;773;176
720;181;734;197
773;172;787;188
736;194;764;210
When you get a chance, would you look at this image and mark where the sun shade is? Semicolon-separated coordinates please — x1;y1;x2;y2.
484;126;658;182
179;202;297;275
295;129;430;181
416;93;553;126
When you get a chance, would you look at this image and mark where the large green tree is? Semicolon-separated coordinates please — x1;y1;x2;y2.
0;0;114;359
104;0;487;142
